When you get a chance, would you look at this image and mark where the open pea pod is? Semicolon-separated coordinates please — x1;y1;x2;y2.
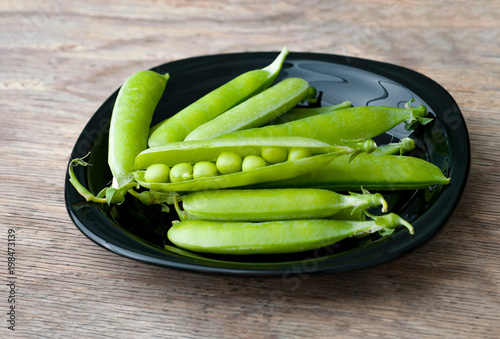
134;136;352;169
135;151;357;192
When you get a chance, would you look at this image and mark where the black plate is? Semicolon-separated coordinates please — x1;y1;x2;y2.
65;51;470;275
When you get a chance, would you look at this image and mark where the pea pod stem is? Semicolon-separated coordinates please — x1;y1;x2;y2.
68;157;137;205
372;137;415;156
69;155;172;208
167;213;414;255
148;47;289;147
68;157;107;204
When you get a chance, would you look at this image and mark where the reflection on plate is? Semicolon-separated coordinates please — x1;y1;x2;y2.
65;51;470;275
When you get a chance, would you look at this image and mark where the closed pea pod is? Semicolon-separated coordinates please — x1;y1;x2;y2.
167;213;414;255
254;153;450;191
218;104;429;146
68;70;169;205
109;71;170;187
175;188;388;222
184;77;310;141
148;47;289;147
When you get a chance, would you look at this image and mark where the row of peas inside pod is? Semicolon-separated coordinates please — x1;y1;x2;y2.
143;145;317;184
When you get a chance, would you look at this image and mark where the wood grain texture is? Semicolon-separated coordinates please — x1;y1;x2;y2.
1;0;499;338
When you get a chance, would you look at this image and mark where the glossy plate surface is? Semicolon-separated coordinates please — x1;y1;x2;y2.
65;52;470;275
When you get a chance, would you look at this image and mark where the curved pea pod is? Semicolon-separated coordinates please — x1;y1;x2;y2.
109;70;169;186
256;154;450;191
135;136;348;169
175;188;387;222
148;47;289;147
135;151;349;192
167;213;414;255
184;77;311;141
218;104;429;146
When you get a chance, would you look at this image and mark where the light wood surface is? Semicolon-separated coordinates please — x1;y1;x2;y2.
1;1;499;338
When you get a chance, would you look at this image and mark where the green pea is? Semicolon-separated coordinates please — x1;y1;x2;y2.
216;152;242;174
193;162;218;179
144;163;170;183
287;147;312;161
261;147;287;164
242;155;267;172
170;163;193;183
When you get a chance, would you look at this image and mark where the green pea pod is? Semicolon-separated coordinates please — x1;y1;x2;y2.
184;77;310;141
217;104;429;145
269;100;352;125
109;70;169;186
148;47;289;147
175;188;388;222
254;154;450;191
135;136;345;169
167;213;414;255
134;151;356;192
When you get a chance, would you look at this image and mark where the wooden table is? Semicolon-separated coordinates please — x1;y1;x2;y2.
1;1;499;337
